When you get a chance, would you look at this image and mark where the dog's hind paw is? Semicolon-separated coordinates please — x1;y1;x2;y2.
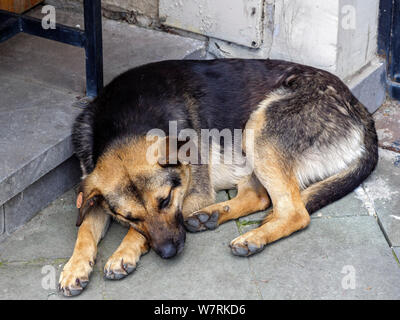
59;257;93;297
184;211;219;232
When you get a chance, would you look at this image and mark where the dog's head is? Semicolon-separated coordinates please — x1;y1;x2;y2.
76;136;192;259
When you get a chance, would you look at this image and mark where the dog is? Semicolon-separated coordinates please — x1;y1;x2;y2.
59;59;378;296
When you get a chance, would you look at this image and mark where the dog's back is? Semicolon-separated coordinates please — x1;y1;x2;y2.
72;59;377;212
73;59;287;174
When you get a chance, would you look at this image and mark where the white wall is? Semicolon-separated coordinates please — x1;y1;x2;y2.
159;0;379;80
159;0;264;48
336;0;379;78
269;0;339;73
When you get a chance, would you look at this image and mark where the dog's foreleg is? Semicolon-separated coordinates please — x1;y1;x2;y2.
184;175;270;232
59;207;110;296
104;227;149;280
230;146;310;257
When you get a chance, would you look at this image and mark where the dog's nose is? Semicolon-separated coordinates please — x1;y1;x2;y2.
158;241;177;259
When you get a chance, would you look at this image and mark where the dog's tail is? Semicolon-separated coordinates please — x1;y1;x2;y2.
302;117;378;214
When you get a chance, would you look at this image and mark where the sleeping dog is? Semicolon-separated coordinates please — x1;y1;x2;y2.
59;59;378;296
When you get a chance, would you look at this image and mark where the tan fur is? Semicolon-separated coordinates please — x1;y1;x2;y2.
59;207;109;296
60;136;191;294
82;136;191;232
228;100;310;255
186;175;270;227
182;192;215;217
104;227;149;279
230;146;310;255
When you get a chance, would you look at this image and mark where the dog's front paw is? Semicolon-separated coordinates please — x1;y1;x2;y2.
104;250;139;280
230;230;266;257
184;210;219;232
59;257;94;297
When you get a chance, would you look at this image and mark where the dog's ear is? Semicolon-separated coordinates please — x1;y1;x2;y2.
157;136;194;167
75;185;104;227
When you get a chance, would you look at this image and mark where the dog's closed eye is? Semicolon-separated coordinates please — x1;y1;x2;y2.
158;189;172;210
125;214;143;224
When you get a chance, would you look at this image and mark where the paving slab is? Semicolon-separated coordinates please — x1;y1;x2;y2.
393;248;400;262
0;206;4;235
238;211;269;225
240;216;400;299
312;190;370;219
0;188;78;262
374;99;400;153
0;264;55;300
362;149;400;246
101;222;260;300
4;156;81;234
0;262;104;300
227;188;237;199
237;187;369;227
22;6;207;90
226;188;269;224
215;190;229;203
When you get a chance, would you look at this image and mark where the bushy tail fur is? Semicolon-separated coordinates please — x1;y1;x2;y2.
303;117;378;214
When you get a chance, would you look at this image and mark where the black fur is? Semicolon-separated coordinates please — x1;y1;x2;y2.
73;59;301;173
72;59;378;214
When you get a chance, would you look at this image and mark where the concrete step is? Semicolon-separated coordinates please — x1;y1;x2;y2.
0;7;206;240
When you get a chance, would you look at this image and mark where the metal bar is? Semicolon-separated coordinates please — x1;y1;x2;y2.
0;9;85;47
378;0;399;101
0;3;103;99
389;81;400;100
0;15;20;43
21;15;85;47
390;0;400;83
83;0;103;97
377;0;393;57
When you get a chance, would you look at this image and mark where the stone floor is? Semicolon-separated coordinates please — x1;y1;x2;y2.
0;5;399;300
0;142;399;299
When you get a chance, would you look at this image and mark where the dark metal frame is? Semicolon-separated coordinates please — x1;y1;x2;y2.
378;0;400;100
0;0;103;97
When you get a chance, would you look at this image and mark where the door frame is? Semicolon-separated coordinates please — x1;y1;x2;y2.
378;0;400;100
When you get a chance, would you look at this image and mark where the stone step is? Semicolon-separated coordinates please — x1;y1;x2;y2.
0;7;206;240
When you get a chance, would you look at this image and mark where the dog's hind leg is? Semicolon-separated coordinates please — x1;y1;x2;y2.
184;175;270;232
104;227;149;280
59;207;110;296
230;145;310;257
